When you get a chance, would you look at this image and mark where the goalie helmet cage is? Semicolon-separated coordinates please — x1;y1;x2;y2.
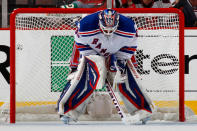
9;8;185;123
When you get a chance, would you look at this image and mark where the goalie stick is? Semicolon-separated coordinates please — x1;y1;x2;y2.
105;78;150;125
105;78;126;120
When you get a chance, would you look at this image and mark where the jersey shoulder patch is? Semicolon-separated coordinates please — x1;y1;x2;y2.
78;12;101;37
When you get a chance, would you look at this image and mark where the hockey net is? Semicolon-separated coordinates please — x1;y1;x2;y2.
0;8;187;123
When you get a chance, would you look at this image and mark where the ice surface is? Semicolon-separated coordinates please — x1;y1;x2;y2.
1;121;197;131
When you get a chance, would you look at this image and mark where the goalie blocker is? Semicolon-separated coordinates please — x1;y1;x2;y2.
57;55;155;124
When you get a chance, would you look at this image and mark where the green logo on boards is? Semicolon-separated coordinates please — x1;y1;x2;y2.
50;35;108;92
51;36;74;92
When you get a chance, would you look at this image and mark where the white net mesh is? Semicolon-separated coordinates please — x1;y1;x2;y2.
0;9;187;123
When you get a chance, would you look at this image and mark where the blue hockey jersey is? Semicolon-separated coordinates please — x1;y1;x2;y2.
74;11;138;60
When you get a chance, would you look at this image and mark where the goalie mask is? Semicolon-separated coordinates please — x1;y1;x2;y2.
99;9;119;36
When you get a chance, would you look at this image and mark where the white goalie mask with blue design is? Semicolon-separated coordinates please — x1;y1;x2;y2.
99;9;119;36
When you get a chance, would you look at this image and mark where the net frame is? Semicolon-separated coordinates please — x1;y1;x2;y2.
10;8;185;123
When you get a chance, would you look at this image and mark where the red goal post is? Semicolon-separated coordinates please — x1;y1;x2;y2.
9;8;185;123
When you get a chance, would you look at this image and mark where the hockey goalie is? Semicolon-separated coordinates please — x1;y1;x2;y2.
57;9;155;124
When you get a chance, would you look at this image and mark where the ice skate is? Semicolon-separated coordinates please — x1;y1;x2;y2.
60;115;73;124
60;115;70;124
128;110;153;125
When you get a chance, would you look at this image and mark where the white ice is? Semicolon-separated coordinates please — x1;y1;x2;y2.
1;121;197;131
